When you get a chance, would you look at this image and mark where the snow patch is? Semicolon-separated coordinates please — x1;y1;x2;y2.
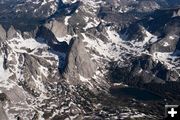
79;74;93;89
0;54;14;90
64;16;71;26
57;35;72;44
163;42;169;47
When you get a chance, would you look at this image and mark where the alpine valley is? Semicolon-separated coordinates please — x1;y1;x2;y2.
0;0;180;120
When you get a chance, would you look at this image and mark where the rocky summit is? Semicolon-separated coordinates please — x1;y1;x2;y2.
0;0;180;120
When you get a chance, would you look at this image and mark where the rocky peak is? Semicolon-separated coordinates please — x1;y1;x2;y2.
65;37;97;84
0;0;180;120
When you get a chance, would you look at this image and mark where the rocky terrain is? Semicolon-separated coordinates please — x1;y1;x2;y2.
0;0;180;120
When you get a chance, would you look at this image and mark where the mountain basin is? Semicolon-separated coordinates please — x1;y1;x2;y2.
110;86;163;101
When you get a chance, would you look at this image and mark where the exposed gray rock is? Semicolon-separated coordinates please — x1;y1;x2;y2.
45;20;68;38
0;0;180;120
0;103;8;120
21;28;39;39
136;0;160;13
108;54;179;84
0;25;6;42
65;38;97;84
6;26;18;40
150;35;180;53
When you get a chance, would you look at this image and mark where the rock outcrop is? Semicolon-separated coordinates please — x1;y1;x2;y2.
0;0;180;119
65;38;97;84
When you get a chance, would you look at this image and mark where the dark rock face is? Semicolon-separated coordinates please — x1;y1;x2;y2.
108;55;171;84
36;26;69;73
165;0;180;7
108;57;180;110
0;0;180;119
0;0;58;24
175;39;180;51
110;53;180;84
0;1;99;120
98;6;138;30
0;93;7;102
120;24;146;41
120;8;180;39
36;26;60;46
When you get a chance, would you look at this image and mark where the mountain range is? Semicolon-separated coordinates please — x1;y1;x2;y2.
0;0;180;119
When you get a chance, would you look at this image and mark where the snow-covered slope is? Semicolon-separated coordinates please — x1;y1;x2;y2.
0;0;179;120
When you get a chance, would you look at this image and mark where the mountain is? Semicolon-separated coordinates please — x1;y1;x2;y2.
0;0;180;120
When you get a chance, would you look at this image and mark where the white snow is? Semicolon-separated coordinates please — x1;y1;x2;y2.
41;0;47;5
57;35;72;44
82;27;146;62
62;0;77;4
0;55;14;90
84;16;89;22
8;33;48;53
152;51;180;78
163;42;169;47
132;30;158;47
64;16;71;26
79;74;89;82
169;36;175;40
84;22;96;30
113;83;128;87
79;74;93;89
130;113;146;118
152;52;174;69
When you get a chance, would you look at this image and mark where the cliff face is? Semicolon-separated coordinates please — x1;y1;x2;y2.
65;38;97;84
0;1;99;118
0;0;180;120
